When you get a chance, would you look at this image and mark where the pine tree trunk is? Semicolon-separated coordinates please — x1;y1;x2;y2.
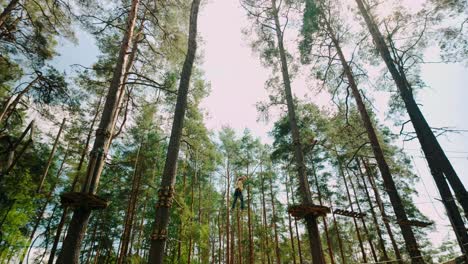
336;157;367;262
93;234;103;264
19;149;69;264
331;205;346;264
177;160;186;262
347;167;378;262
354;0;468;258
147;2;200;262
136;188;150;257
236;208;243;264
37;118;66;193
311;162;335;264
217;209;222;264
270;0;324;262
38;204;59;264
56;0;140;262
226;160;231;264
285;175;297;264
260;164;272;264
0;76;39;124
188;163;195;264
288;172;304;264
48;96;103;264
356;158;389;262
325;15;424;262
230;223;235;264
0;120;34;182
246;165;254;264
85;221;98;264
117;144;142;264
363;159;403;263
269;175;281;264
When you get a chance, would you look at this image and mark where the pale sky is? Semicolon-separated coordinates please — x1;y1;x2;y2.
52;0;468;252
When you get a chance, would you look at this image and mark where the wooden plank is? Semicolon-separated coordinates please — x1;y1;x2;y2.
60;192;109;210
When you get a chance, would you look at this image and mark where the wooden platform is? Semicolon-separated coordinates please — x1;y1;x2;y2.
333;209;366;218
288;204;330;218
60;192;109;210
397;219;433;228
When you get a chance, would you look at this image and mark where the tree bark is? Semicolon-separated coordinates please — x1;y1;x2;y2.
236;207;243;264
324;14;424;262
0;120;34;180
147;1;200;262
117;144;142;264
336;156;368;263
269;174;281;264
354;0;468;258
285;173;297;264
311;162;335;264
226;159;232;264
19;150;68;264
246;166;254;264
330;205;346;264
48;96;103;264
56;0;140;262
270;0;324;262
188;160;196;264
177;160;186;262
356;158;389;262
347;167;378;262
37;118;66;193
0;76;39;125
260;163;272;264
363;159;403;263
288;170;304;264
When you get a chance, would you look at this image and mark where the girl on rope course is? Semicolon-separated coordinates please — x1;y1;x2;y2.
231;175;248;210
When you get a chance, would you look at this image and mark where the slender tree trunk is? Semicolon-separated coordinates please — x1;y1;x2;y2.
363;159;403;263
117;144;142;264
324;15;424;262
226;160;231;264
19;149;69;264
270;0;324;262
336;157;367;263
188;163;196;264
48;96;103;264
0;76;39;124
331;205;346;264
177;160;186;262
354;0;468;259
56;1;140;262
230;222;235;264
85;221;99;264
38;204;59;264
347;167;378;262
288;172;304;264
93;234;103;264
261;164;272;264
311;162;335;264
37;118;66;193
147;2;200;262
285;174;297;264
236;208;243;264
356;158;390;262
217;209;222;264
246;166;254;264
136;189;149;257
0;120;34;181
269;174;281;264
